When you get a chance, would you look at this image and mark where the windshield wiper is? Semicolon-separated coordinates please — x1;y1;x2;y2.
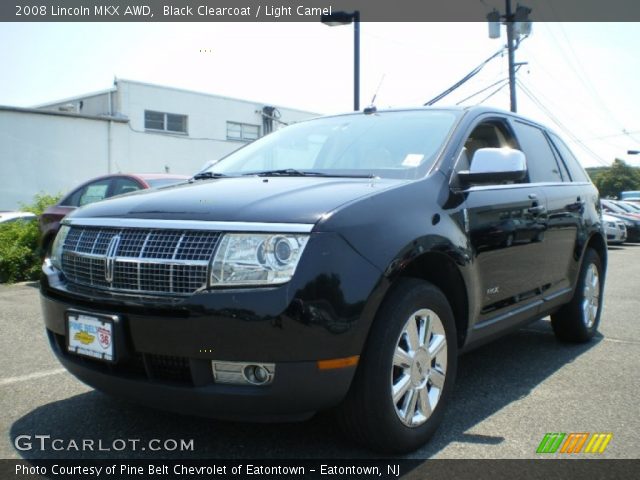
192;172;229;181
242;168;374;178
242;168;322;177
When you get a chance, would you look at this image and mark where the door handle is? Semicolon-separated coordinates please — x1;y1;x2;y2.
567;201;584;212
528;205;547;215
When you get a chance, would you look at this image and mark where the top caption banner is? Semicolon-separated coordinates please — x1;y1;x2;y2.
3;0;640;22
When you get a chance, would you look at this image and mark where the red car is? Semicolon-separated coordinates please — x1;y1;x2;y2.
40;173;188;253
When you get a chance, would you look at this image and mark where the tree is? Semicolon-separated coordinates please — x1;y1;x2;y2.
592;159;640;198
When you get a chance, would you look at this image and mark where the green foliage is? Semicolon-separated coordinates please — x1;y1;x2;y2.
20;192;63;216
0;221;41;283
0;192;62;283
590;159;640;198
585;167;607;184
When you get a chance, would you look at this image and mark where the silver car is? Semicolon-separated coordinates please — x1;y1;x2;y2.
603;213;627;244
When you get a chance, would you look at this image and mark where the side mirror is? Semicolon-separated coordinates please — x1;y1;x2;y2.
458;148;527;186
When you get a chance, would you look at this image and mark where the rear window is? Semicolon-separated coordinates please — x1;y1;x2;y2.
548;133;590;183
512;121;563;183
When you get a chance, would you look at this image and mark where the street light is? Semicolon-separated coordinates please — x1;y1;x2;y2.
321;10;360;111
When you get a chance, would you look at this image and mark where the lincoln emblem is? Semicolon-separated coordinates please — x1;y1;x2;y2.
104;234;121;283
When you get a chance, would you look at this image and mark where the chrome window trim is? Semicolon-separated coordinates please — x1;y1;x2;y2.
62;218;315;233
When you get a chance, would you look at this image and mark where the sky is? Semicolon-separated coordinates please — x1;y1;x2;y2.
1;21;639;168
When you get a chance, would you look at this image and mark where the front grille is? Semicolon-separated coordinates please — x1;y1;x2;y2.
61;226;221;296
146;354;192;383
52;333;193;385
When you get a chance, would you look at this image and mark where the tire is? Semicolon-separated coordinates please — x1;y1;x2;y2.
337;278;457;453
551;248;603;343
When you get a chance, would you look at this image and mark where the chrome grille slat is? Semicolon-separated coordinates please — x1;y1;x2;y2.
61;227;221;296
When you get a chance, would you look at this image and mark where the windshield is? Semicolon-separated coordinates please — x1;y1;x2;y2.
615;201;639;213
603;201;626;214
205;110;458;179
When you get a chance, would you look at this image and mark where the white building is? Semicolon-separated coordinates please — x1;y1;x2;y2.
0;79;317;210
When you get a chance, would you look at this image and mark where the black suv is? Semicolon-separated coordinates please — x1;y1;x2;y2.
41;107;606;453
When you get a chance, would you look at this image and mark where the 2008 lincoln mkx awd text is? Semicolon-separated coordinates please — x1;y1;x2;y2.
41;106;607;453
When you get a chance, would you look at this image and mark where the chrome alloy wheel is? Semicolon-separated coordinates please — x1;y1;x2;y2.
391;308;448;427
582;263;600;329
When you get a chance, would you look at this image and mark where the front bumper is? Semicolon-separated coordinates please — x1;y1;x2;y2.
44;321;353;421
606;224;627;244
625;225;640;242
40;231;385;420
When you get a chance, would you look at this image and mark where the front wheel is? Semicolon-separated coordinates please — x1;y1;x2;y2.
551;248;604;343
337;279;457;453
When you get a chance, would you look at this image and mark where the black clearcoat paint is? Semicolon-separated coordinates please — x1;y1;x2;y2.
41;106;606;419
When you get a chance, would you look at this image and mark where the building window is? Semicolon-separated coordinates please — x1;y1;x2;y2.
144;110;188;134
227;121;260;142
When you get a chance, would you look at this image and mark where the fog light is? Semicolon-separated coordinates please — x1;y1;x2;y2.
244;365;271;385
212;361;275;386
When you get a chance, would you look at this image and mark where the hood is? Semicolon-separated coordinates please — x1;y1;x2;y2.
68;176;407;225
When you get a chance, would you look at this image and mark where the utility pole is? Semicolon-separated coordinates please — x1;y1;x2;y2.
505;0;517;112
487;1;532;113
353;11;360;111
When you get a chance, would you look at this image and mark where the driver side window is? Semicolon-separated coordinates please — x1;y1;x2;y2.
79;179;111;206
455;120;522;185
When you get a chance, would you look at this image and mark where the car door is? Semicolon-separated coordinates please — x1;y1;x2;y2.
461;118;550;314
511;121;581;296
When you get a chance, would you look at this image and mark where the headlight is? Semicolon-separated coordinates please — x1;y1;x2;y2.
49;225;70;270
210;233;309;286
606;221;616;228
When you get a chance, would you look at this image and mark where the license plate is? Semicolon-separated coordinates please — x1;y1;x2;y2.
66;311;116;362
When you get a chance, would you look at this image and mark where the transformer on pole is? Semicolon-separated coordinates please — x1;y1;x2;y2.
486;1;532;112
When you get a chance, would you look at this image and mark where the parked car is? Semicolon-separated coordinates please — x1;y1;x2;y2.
601;199;640;241
0;211;36;224
620;190;640;203
621;201;640;212
602;213;627;245
41;107;607;453
612;199;640;215
39;173;188;253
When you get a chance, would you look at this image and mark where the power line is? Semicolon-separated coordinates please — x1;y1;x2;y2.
518;82;609;167
476;80;510;105
424;47;506;106
540;19;640;144
455;77;509;105
555;22;639;143
457;64;523;107
518;79;632;152
516;79;609;166
589;131;640;141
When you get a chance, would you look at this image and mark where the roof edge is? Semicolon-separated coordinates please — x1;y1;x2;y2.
0;105;128;122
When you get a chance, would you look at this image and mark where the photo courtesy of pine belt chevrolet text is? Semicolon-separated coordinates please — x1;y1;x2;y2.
40;106;607;453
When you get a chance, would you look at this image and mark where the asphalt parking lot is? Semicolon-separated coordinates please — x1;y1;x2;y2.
1;245;639;462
